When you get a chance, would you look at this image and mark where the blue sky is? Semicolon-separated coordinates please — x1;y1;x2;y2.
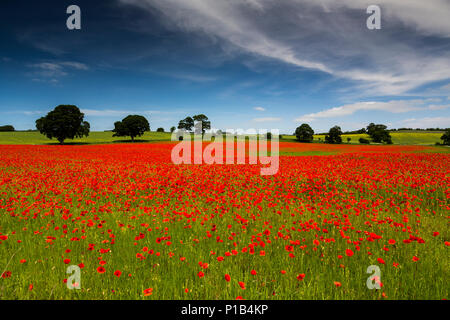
0;0;449;133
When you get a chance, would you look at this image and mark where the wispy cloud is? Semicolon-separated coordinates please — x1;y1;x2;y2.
398;117;450;128
120;0;450;96
253;106;265;111
27;61;89;83
295;99;445;122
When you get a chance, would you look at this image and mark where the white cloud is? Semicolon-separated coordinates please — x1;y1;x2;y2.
27;61;88;81
295;99;434;122
252;117;281;122
428;104;450;110
399;117;450;128
253;106;265;111
120;0;450;96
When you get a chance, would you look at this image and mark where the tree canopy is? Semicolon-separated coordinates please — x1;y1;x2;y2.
441;128;450;145
325;126;343;144
177;117;194;131
112;115;150;142
36;105;90;144
0;125;15;132
366;123;392;144
192;114;211;134
295;123;314;142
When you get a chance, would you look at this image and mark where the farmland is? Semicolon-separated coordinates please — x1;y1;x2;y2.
284;131;446;145
0;142;448;300
0;130;447;146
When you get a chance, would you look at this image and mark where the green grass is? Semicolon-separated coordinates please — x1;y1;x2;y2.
0;130;447;146
281;130;446;145
0;131;173;145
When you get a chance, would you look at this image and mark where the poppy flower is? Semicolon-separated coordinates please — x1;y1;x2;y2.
97;266;106;274
143;288;153;296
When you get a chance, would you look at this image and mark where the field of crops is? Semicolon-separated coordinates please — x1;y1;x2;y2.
0;131;173;145
0;130;446;146
309;131;444;145
0;142;448;300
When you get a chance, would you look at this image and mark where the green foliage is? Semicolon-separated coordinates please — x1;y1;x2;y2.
295;123;314;142
170;126;176;133
156;127;165;133
193;114;211;134
441;129;450;145
325;126;343;144
0;125;15;132
113;115;150;141
178;117;194;131
359;138;370;144
367;123;392;144
35;105;90;144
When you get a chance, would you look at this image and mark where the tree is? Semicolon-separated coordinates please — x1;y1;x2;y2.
36;105;90;144
366;123;392;144
170;126;176;133
113;115;150;142
156;127;165;132
0;125;15;132
295;123;314;142
193;114;211;134
325;126;342;144
359;138;370;144
178;117;194;131
441;128;450;145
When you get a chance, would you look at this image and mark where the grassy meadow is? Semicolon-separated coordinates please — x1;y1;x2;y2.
0;130;446;146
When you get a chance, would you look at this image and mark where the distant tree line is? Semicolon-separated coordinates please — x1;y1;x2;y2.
390;127;449;131
33;105;215;144
0;125;15;132
28;104;450;146
295;122;393;144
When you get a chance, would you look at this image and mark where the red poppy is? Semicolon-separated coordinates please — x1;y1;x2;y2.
143;288;153;296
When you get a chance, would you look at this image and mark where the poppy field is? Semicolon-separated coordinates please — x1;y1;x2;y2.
0;143;448;300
